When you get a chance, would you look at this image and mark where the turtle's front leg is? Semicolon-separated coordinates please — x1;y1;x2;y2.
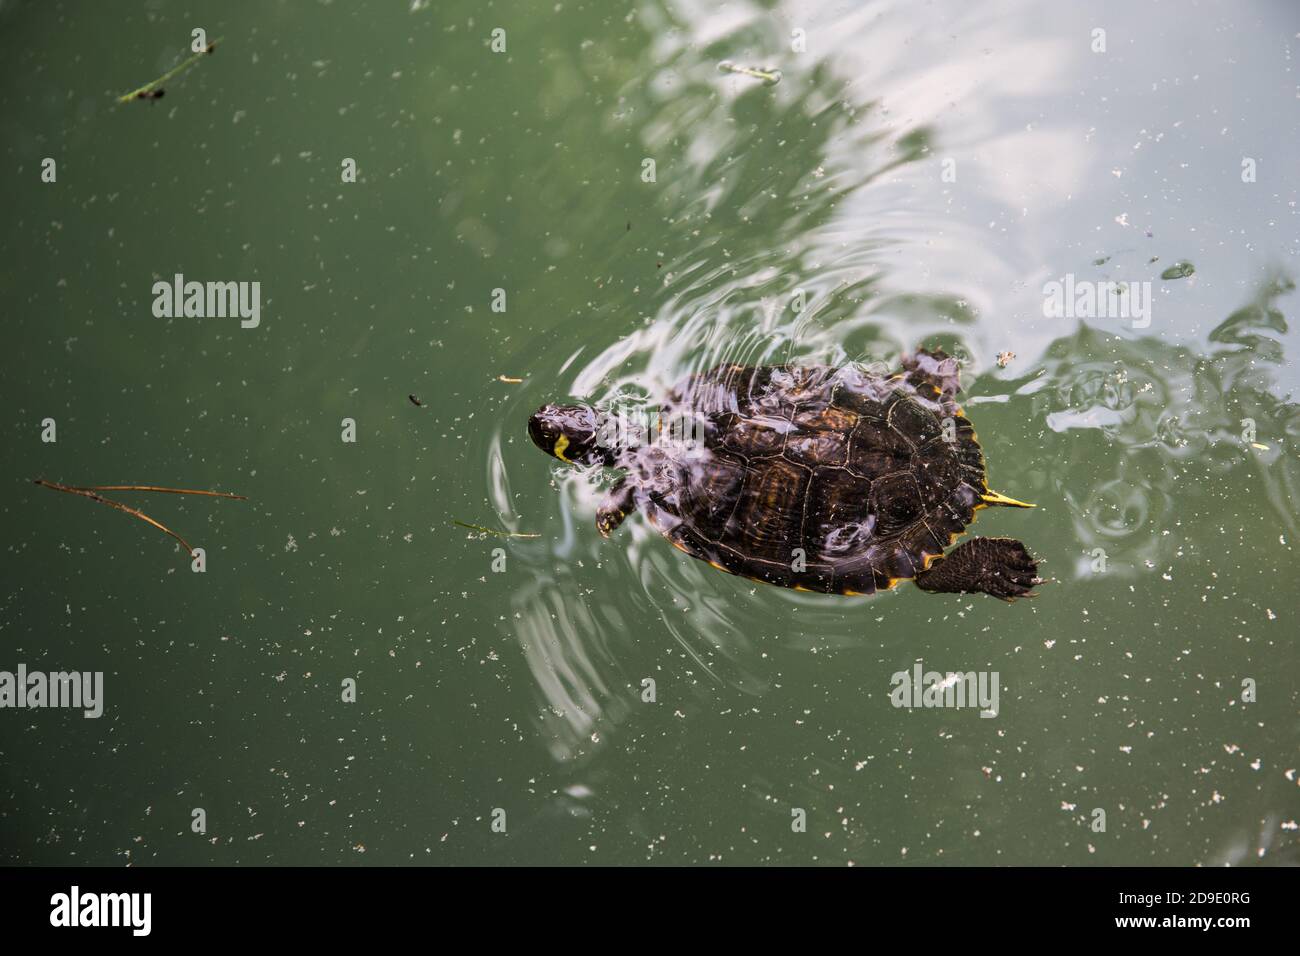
596;477;635;537
897;346;962;402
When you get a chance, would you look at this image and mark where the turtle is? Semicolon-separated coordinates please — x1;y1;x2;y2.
527;348;1040;600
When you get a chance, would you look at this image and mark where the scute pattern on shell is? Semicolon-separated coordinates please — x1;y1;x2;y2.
640;362;990;594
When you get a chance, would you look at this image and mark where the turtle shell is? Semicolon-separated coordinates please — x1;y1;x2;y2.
640;363;990;594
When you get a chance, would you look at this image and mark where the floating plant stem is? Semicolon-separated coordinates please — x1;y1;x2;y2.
33;479;246;558
117;38;222;104
453;520;540;539
71;484;246;499
717;60;782;86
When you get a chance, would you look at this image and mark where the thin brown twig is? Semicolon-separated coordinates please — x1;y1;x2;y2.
32;479;247;557
71;484;247;500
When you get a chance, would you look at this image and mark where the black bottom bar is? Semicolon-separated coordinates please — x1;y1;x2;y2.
0;865;1274;940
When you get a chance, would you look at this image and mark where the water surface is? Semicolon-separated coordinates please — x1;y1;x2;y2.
0;0;1297;865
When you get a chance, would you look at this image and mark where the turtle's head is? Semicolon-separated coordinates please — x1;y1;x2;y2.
528;403;613;466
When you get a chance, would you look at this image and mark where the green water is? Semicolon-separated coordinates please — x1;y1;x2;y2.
1;0;1297;866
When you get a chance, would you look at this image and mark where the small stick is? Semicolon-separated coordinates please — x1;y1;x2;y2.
716;61;782;85
117;38;222;104
453;520;540;539
33;479;246;558
70;484;246;499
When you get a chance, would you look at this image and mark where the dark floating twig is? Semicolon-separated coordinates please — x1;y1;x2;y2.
72;484;246;499
33;479;246;558
118;38;222;104
409;394;424;407
453;520;540;539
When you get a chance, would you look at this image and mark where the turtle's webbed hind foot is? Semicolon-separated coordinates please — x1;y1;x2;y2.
915;537;1040;600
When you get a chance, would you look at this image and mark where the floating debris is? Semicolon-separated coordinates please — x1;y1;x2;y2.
33;480;246;558
408;394;424;407
996;351;1016;368
717;61;782;86
453;520;540;539
1160;261;1195;280
118;38;222;104
497;375;524;384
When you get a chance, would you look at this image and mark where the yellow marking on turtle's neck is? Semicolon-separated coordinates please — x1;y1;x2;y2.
553;434;572;462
